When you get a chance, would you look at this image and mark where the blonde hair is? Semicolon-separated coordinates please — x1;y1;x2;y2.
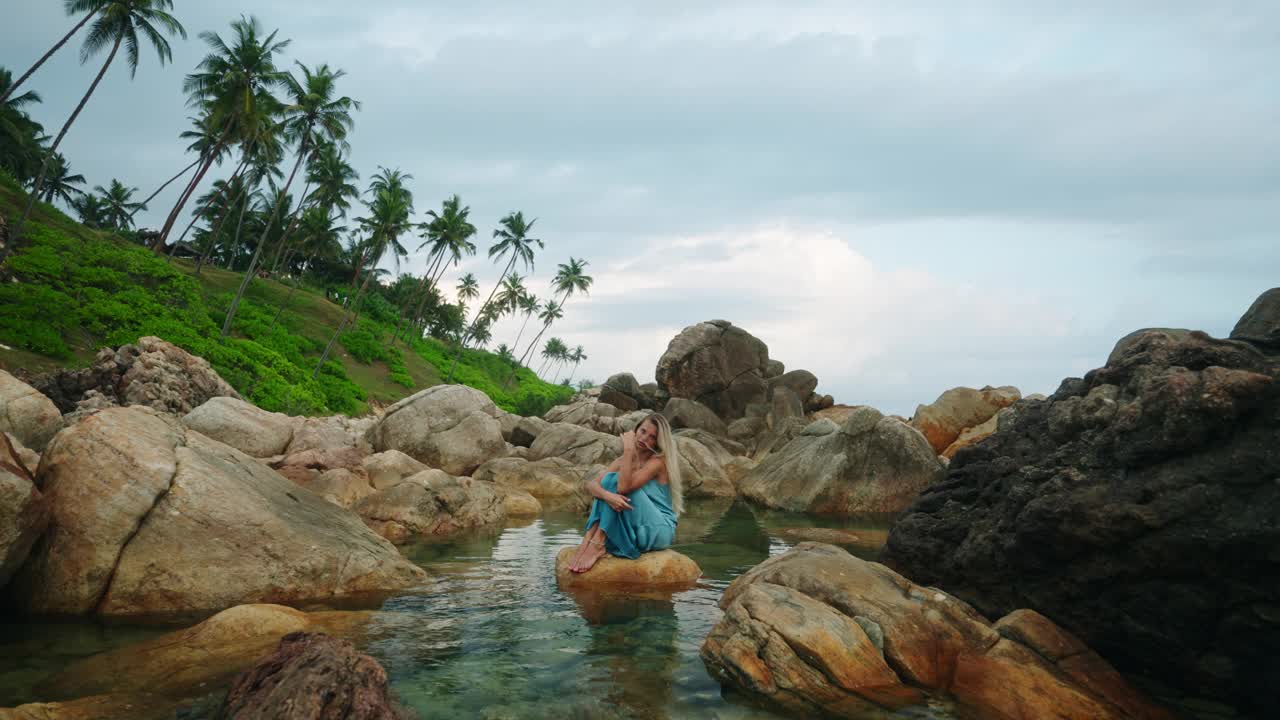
641;412;684;515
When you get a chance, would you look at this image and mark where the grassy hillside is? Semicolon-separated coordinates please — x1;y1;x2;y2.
0;172;573;416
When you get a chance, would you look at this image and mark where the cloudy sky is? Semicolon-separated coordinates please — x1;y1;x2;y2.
4;1;1277;415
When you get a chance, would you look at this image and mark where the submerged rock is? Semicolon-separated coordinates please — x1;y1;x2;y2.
0;694;172;720
701;543;1171;720
216;631;404;720
554;547;701;589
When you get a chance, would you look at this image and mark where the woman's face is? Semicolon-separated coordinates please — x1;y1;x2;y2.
635;419;660;454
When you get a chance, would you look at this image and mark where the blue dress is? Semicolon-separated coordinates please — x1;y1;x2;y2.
584;472;677;559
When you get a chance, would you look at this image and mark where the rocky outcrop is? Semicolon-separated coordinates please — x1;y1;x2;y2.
766;370;818;407
361;450;428;490
655;320;770;421
884;326;1280;713
701;543;1171;720
28;336;241;416
9;406;424;618
910;385;1021;454
939;407;1014;459
1230;286;1280;351
1;434;48;588
509;416;550;447
739;407;945;515
216;632;403;720
285;415;374;455
354;469;505;544
554;547;701;589
0;370;62;452
543;398;646;435
366;385;506;476
472;456;592;508
269;446;368;488
526;422;621;466
662;397;728;436
183;397;299;458
673;434;736;498
598;372;643;412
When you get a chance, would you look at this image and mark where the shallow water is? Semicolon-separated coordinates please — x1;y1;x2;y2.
0;500;956;719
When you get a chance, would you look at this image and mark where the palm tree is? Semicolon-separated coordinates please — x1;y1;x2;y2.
5;0;186;263
403;194;476;341
39;153;86;206
94;179;145;230
511;292;540;353
222;61;359;338
268;140;358;275
510;257;593;385
495;274;526;318
0;69;47;185
566;345;586;384
496;343;515;363
158;16;290;248
445;211;542;382
70;193;107;228
456;272;480;309
0;1;108;106
538;337;568;379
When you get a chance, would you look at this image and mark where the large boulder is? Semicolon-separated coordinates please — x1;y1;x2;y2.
939;407;1013;460
526;422;621;466
28;336;241;416
9;406;424;618
884;327;1280;714
910;385;1021;454
767;369;818;405
354;469;505;544
673;435;736;498
554;547;701;589
216;631;401;720
739;407;944;515
509;415;551;447
1;435;48;588
0;370;62;452
366;385;506;476
285;415;375;455
472;456;591;507
269;446;369;488
182;397;299;458
655;320;770;421
598;372;643;412
1230;286;1280;352
662;397;728;436
701;543;1171;720
361;450;428;490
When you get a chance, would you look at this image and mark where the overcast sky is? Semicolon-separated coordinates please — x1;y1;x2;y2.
4;1;1277;415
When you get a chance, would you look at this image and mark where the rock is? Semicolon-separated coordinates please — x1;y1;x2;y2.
701;543;1172;720
1106;328;1194;366
724;456;757;487
662;397;728;436
655;320;770;421
1230;287;1280;352
268;446;368;488
939;407;1011;460
182;397;298;458
599;373;643;412
526;422;621;466
509;415;551;447
304;469;375;508
597;387;638;412
674;435;736;498
28;336;241;416
740;406;945;515
764;359;785;378
726;416;765;449
637;382;662;410
910;385;1022;454
361;450;429;491
554;547;701;589
216;631;401;720
0;370;62;452
355;469;505;544
472;456;590;507
674;427;746;458
775;527;889;550
39;604;372;702
767;369;818;404
751;416;807;462
10;406;424;617
766;388;803;429
366;385;506;476
0;694;172;720
495;486;542;517
1;435;48;588
883;327;1280;713
4;433;39;474
285;415;374;455
812;404;862;425
495;409;521;443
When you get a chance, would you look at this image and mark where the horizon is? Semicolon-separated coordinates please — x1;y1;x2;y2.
3;1;1277;416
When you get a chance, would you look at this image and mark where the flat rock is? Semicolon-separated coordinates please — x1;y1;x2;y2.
555;547;701;589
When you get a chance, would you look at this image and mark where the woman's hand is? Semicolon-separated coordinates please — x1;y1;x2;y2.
605;492;632;512
621;430;636;453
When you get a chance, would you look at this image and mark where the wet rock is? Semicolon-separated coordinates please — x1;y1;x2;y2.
554;547;701;589
884;326;1280;713
655;320;770;421
367;385;506;476
216;631;403;720
355;469;505;544
182;397;298;458
0;694;172;720
910;385;1021;454
10;406;424;617
740;406;944;515
701;543;1172;720
28;336;241;416
775;527;889;550
0;370;62;452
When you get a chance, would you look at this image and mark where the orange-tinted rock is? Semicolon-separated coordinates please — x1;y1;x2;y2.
911;386;1020;454
555;547;701;589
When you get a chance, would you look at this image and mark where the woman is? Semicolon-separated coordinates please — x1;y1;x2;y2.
568;412;684;573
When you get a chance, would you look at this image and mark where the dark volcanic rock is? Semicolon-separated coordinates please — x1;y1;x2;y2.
217;632;406;720
883;327;1280;713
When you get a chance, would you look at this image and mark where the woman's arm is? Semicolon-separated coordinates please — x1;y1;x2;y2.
586;458;622;500
616;456;666;494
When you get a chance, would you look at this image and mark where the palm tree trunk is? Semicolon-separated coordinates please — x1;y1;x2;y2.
313;265;375;378
220;185;253;271
131;157;202;220
512;311;533;354
445;256;516;383
397;249;444;344
154;138;229;251
567;361;580;384
269;249;300;330
5;35;121;262
504;290;569;389
0;10;98;105
221;133;310;338
266;182;314;276
169;156;251;262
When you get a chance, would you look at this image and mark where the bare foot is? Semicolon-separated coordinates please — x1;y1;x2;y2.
577;541;608;573
568;539;591;572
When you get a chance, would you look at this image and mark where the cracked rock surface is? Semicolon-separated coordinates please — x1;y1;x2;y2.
701;543;1171;720
8;406;424;618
